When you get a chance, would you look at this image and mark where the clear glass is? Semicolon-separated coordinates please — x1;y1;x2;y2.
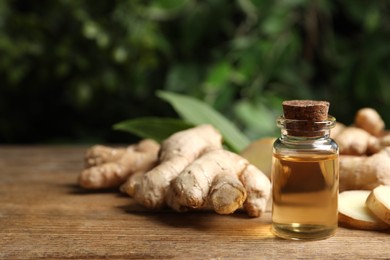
271;116;339;240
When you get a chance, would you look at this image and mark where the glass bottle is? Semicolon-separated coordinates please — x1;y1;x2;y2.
271;101;339;240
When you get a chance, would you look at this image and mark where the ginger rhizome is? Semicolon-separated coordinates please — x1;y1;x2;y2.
354;108;385;137
331;108;390;192
79;124;271;217
166;149;270;217
339;148;390;191
333;107;385;156
333;126;380;155
123;124;223;209
79;139;160;189
330;107;390;230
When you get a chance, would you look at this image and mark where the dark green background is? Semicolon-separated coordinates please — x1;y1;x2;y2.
1;0;389;144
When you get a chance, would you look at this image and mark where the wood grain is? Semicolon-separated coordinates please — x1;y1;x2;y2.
0;146;389;259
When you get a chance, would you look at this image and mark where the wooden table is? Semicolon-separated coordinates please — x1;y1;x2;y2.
0;146;389;259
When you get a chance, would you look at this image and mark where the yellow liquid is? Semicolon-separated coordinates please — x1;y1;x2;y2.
271;153;338;240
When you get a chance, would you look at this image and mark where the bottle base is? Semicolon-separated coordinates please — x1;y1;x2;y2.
271;223;336;241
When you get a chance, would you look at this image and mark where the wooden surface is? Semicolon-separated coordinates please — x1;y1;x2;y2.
0;146;389;259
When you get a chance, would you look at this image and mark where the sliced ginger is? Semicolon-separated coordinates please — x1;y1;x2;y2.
338;190;389;230
366;185;390;225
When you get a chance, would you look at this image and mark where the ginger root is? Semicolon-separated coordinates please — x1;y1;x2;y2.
355;108;385;137
325;107;390;230
339;148;390;191
124;124;224;209
332;108;388;156
79;139;160;189
334;127;380;155
78;124;271;217
330;107;390;192
166;149;270;217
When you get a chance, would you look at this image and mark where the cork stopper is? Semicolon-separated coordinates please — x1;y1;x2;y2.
281;100;330;136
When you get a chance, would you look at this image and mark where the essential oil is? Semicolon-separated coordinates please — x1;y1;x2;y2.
271;100;339;240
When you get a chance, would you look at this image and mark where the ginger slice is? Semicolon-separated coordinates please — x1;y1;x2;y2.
366;185;390;225
338;190;389;230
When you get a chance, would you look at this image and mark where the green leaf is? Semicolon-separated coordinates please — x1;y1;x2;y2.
234;99;277;138
113;117;194;142
157;91;250;152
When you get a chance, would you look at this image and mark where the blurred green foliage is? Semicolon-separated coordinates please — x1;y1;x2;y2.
1;0;390;143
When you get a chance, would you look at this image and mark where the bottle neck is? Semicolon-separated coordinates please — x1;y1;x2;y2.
276;115;335;142
279;128;331;144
